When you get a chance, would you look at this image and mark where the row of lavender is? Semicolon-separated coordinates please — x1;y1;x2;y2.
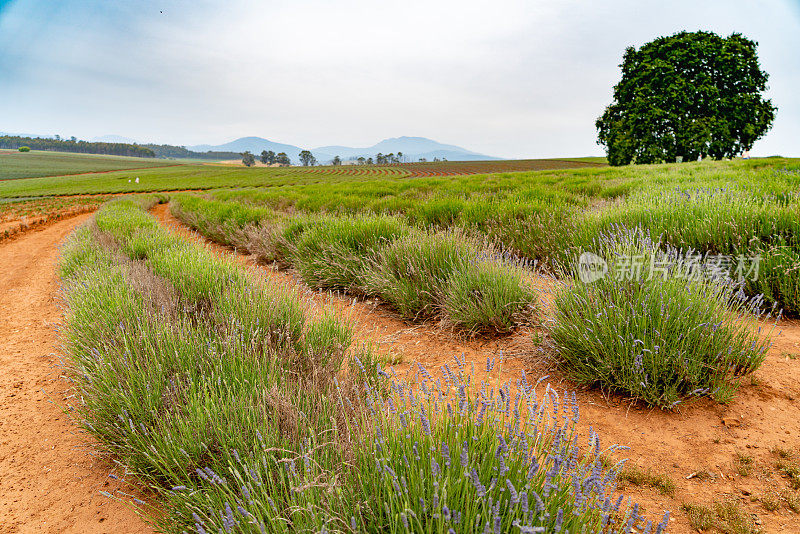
169;193;774;409
170;192;537;335
59;196;662;532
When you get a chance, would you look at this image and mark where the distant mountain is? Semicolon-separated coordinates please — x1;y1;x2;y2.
189;137;310;162
188;135;496;163
315;136;496;161
92;134;138;144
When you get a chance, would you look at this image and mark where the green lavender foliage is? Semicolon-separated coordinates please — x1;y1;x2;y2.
548;227;775;408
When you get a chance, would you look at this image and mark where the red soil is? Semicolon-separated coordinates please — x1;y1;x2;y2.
0;214;152;533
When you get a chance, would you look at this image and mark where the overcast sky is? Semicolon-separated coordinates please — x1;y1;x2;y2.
0;0;797;158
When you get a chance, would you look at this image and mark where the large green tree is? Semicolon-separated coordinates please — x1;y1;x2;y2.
298;149;317;166
241;151;256;167
596;31;776;166
260;150;276;164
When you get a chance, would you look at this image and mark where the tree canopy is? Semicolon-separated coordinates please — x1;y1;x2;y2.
298;150;317;166
241;151;256;167
260;150;276;165
596;31;776;166
144;144;240;160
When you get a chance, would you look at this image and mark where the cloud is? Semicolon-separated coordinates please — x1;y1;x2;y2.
0;0;797;157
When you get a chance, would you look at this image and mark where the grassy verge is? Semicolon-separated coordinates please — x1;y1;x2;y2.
60;197;662;532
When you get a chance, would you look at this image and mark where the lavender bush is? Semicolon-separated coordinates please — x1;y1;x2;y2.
353;357;668;533
549;227;776;408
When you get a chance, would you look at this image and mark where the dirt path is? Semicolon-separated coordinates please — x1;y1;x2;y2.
1;206;100;244
153;203;800;533
0;214;152;534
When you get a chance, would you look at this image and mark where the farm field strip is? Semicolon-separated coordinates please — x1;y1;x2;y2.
0;150;182;181
56;197;642;533
169;193;538;335
0;157;612;198
0;194;113;221
152;203;539;379
0;195;115;242
153;201;800;533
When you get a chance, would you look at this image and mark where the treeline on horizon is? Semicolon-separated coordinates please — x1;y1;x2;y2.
0;135;156;158
0;135;242;161
142;143;241;160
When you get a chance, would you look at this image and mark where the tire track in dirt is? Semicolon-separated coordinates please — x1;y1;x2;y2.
152;203;800;533
0;213;152;534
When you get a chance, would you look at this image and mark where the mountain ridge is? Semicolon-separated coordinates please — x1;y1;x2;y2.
187;135;497;162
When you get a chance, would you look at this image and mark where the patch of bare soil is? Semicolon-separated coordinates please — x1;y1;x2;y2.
0;214;152;533
152;203;800;533
0;207;100;244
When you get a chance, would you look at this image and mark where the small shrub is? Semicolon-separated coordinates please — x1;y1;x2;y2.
443;259;535;333
18;146;30;152
760;491;780;511
734;453;754;476
370;229;474;318
618;464;676;496
772;446;793;459
682;500;760;534
371;229;536;331
293;214;407;291
682;503;715;531
714;500;760;534
777;458;800;489
783;490;800;513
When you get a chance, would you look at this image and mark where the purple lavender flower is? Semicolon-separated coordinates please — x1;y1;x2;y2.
222;502;235;533
506;479;519;504
554;508;563;532
441;442;451;467
431;457;441;477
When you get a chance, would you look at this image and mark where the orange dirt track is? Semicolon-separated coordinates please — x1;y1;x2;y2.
0;215;152;534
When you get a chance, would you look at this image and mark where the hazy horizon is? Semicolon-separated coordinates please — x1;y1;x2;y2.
1;0;798;158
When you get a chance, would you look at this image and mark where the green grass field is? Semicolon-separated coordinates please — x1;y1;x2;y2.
0;149;182;181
